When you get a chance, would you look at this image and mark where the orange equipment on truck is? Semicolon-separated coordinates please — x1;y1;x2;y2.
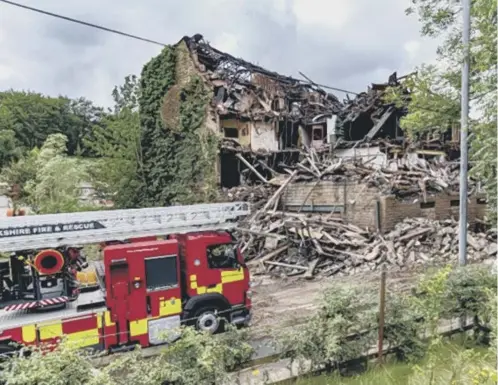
0;202;252;356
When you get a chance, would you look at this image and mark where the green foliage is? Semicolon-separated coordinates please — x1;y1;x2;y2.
0;326;253;385
291;342;497;385
0;91;103;163
411;265;453;333
170;77;219;205
408;340;497;385
0;129;22;169
25;134;94;214
445;265;497;319
85;75;144;208
383;294;426;361
278;264;497;379
138;46;177;207
0;147;38;201
0;342;98;385
138;326;253;385
1;133;96;214
412;265;497;321
387;0;497;217
279;287;377;370
137;46;219;207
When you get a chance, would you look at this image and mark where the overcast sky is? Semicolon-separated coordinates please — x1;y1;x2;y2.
0;0;440;107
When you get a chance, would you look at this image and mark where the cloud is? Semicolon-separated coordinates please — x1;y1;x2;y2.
0;0;440;107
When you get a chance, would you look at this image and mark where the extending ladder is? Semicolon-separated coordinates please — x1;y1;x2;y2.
0;202;250;252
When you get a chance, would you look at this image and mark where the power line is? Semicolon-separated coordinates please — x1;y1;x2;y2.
1;0;481;117
0;0;167;47
0;0;363;96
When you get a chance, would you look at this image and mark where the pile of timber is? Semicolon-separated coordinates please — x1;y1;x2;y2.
219;185;275;209
288;150;479;199
238;213;497;278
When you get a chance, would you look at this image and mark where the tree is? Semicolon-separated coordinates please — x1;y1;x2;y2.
85;75;144;208
0;147;39;203
0;133;95;214
0;129;22;169
0;90;103;162
25;133;95;214
386;0;497;216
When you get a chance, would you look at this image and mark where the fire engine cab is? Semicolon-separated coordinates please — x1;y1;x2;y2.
0;202;252;356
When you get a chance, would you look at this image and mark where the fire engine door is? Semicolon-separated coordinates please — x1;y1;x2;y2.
204;243;245;305
109;261;130;345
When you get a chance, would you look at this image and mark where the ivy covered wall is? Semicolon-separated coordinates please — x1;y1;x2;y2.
135;43;219;207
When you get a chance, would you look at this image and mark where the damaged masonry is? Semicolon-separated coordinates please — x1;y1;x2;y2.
163;35;490;279
176;34;426;188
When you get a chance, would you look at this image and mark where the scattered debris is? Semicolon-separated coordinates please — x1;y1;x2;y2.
183;35;342;125
237;214;496;279
286;151;480;200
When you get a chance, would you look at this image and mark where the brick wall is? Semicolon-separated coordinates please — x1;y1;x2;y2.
379;192;488;232
282;181;488;233
281;181;380;230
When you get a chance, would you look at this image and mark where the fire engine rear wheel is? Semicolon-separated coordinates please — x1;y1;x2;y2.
193;307;225;334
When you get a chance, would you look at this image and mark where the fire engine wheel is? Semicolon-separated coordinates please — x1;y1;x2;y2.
0;344;17;362
193;307;225;334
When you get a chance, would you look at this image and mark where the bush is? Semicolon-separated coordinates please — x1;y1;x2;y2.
0;326;253;385
383;293;426;361
278;286;377;371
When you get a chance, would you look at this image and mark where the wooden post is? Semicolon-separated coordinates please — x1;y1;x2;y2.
377;268;387;365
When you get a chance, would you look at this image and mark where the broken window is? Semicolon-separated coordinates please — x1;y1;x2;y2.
224;127;239;138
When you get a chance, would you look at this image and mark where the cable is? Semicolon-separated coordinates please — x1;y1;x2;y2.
2;0;482;117
0;0;166;47
0;0;373;98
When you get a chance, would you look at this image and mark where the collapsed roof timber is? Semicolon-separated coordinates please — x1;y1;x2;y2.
181;34;409;152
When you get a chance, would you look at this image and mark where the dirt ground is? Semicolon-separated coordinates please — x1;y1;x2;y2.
249;258;495;339
248;267;427;338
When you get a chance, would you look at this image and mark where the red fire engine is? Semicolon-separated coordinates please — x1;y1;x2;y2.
0;202;252;356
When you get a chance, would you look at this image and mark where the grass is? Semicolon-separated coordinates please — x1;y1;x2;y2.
280;337;497;385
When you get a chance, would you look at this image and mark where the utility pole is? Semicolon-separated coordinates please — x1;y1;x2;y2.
377;268;387;365
458;0;471;266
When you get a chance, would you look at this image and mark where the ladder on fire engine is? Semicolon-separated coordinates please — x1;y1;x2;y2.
0;202;250;253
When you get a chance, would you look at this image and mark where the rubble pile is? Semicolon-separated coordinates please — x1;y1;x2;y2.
284;150;479;200
238;214;497;278
220;185;275;208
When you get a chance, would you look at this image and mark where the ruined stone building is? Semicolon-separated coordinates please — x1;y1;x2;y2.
163;35;460;191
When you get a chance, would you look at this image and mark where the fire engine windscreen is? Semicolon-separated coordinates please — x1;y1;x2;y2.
206;244;239;269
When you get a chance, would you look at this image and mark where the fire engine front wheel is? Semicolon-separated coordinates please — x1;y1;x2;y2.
192;307;225;334
0;343;17;363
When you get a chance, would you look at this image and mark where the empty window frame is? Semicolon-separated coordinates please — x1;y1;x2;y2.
145;255;178;292
223;127;239;138
450;200;460;207
420;201;435;209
